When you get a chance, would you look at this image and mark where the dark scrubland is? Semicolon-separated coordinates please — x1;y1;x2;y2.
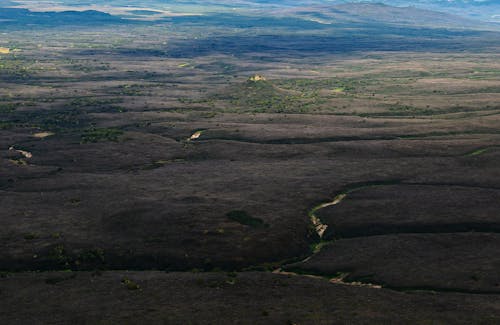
1;6;500;324
2;271;500;324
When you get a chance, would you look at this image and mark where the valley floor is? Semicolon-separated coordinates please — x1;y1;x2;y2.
1;21;500;324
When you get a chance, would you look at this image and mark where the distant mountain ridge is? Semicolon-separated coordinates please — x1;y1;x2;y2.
286;3;496;29
0;1;498;31
0;7;125;27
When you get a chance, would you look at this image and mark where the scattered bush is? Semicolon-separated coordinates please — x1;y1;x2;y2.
226;210;267;228
121;277;140;290
81;127;123;143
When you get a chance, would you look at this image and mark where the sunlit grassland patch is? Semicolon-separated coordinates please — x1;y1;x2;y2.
206;77;364;113
0;56;34;79
80;127;124;143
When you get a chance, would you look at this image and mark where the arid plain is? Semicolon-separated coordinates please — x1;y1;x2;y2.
1;5;500;323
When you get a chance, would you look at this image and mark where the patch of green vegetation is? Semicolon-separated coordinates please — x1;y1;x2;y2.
115;84;149;96
66;63;111;73
309;240;332;254
4;108;87;131
468;148;489;156
200;111;217;118
36;110;86;130
81;127;123;143
226;210;267;228
0;102;21;112
177;97;214;105
196;274;239;288
388;104;421;113
67;97;126;113
226;271;238;278
121;277;140;290
23;232;38;240
0;57;34;79
49;244;71;266
78;248;105;263
70;97;123;108
0;122;13;129
209;77;363;113
214;79;318;113
368;103;439;116
9;158;28;166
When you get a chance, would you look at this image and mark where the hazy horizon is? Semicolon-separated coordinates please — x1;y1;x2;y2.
1;0;499;22
1;0;500;323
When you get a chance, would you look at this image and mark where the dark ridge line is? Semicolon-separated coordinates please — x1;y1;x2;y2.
3;261;500;296
400;181;500;191
195;130;500;145
318;181;500;240
283;180;500;292
342;180;500;195
308;180;500;240
464;145;500;157
325;180;500;198
3;264;500;296
357;107;500;119
325;225;500;241
384;285;500;296
198;135;399;144
363;110;500;120
280;266;500;295
0;251;310;274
